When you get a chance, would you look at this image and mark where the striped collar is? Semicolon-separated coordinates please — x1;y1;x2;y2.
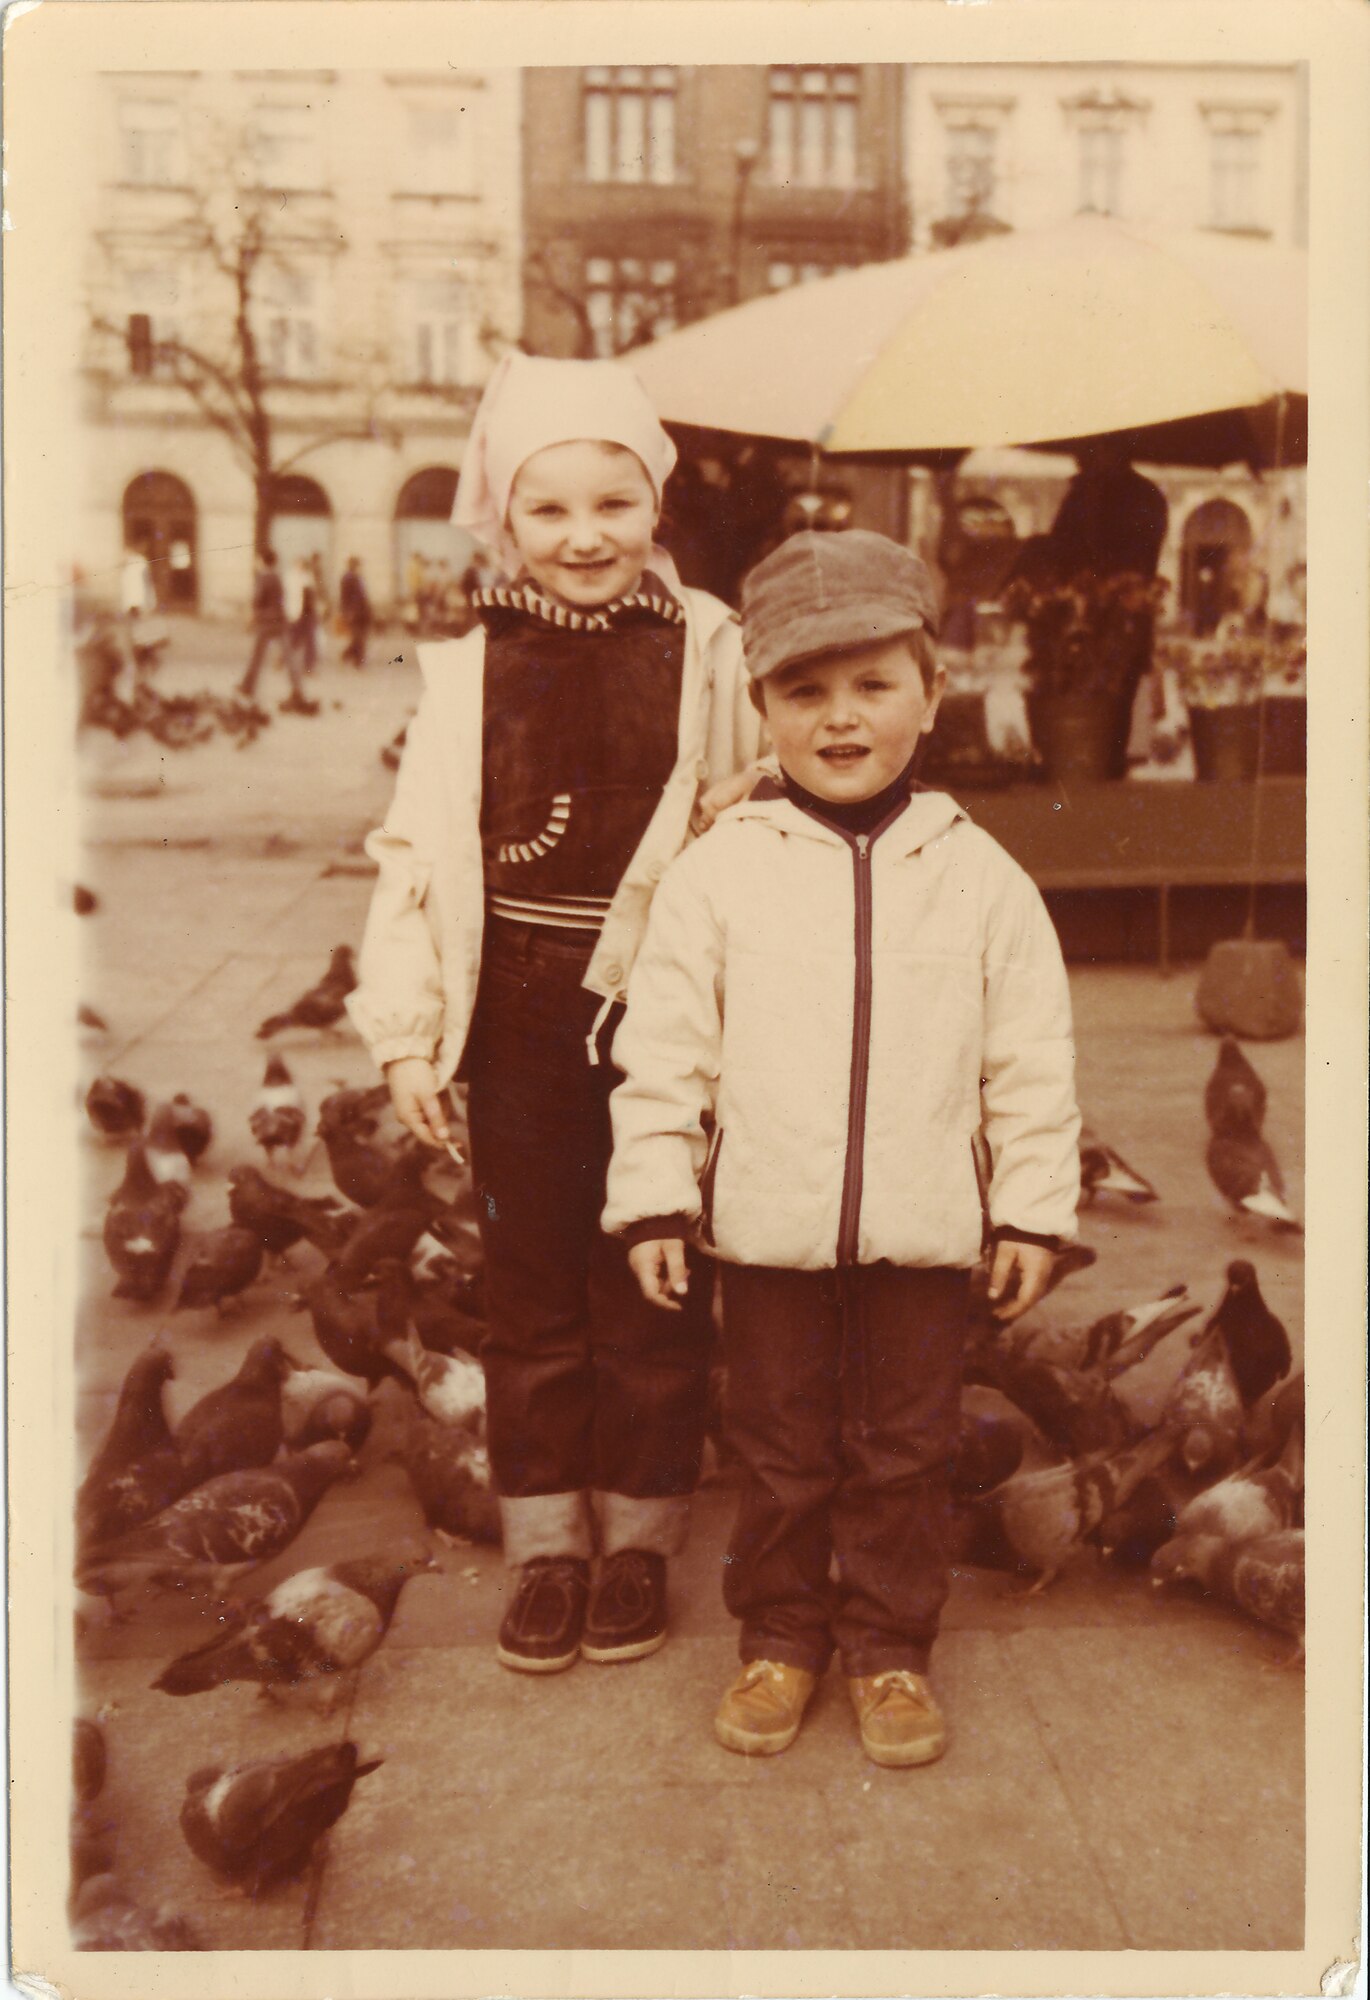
473;572;685;632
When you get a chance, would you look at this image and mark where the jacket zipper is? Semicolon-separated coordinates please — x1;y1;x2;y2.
699;1127;724;1248
836;833;874;1266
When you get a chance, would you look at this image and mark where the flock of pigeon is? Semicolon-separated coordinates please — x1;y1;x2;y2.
73;944;498;1944
72;925;1304;1944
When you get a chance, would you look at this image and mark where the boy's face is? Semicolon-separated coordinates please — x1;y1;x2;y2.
506;440;657;608
759;636;945;804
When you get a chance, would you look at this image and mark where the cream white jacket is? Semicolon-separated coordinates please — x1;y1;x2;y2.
604;788;1081;1271
346;587;760;1087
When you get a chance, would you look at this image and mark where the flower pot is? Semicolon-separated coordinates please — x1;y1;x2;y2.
1259;695;1307;776
1187;705;1260;782
1028;693;1128;783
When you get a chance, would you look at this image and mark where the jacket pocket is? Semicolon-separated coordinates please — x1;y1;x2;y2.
970;1131;992;1254
699;1127;725;1249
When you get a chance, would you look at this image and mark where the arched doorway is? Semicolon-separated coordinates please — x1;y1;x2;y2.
269;474;334;591
122;470;198;611
393;467;476;606
1181;498;1253;636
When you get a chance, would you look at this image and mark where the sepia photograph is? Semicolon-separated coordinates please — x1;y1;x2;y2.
3;4;1365;1995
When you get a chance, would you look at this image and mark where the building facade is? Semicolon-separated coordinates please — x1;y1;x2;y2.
81;68;521;615
903;63;1307;631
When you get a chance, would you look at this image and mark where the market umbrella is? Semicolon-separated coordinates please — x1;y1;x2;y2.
632;216;1306;466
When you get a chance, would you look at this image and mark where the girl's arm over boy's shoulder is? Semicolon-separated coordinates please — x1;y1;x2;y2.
603;841;728;1241
976;841;1082;1249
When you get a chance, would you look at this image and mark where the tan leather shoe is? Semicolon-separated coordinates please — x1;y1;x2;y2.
714;1659;817;1756
847;1669;947;1767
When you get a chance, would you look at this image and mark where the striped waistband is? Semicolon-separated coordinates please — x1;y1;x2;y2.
487;892;611;933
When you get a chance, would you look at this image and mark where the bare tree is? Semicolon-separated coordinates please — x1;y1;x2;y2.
90;140;395;557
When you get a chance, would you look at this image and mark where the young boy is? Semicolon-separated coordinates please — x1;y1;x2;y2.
603;529;1080;1765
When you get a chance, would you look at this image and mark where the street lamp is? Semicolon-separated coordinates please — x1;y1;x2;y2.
730;137;760;305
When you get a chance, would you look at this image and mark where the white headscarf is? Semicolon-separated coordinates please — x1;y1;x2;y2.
453;351;680;583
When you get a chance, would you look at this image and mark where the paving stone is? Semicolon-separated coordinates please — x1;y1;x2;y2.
1005;1625;1304;1947
821;1630;1128;1950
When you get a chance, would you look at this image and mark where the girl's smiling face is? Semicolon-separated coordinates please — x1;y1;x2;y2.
760;637;946;803
506;440;658;607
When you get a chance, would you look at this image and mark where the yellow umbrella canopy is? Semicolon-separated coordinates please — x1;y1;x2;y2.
632;216;1306;459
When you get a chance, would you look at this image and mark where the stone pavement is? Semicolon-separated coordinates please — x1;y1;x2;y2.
71;621;1305;1953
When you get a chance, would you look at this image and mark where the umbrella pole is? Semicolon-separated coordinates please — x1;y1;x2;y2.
1195;391;1303;1040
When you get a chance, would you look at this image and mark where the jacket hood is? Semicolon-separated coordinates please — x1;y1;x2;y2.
722;781;967;858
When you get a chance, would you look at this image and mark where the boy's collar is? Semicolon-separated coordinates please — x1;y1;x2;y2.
729;778;966;854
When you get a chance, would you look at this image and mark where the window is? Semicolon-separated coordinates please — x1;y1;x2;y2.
403;97;477;195
122;263;180;375
118;97;183;185
767;68;859;189
251;104;321;191
1078;124;1124;216
584;256;677;357
766;258;858;290
410;274;475;385
1210;126;1261;231
584;68;676;185
945;124;997;221
257;264;322;379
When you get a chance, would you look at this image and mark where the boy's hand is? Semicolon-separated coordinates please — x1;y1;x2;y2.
384;1057;451;1151
628;1238;690;1311
690;763;764;836
987;1239;1057;1322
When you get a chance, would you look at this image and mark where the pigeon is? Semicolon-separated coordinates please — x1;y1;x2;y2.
227;1163;350;1261
249;1053;307;1169
175;1226;265;1313
70;1874;201;1951
1207;1259;1293;1409
1079;1128;1158;1205
84;1076;145;1143
1248;1370;1304;1467
951;1409;1025;1498
76;1344;198;1547
145;1102;195;1197
172;1337;291;1485
334;1202;432;1292
1152;1424;1302;1571
960;1426;1180;1592
316;1108;436;1212
256;944;357;1040
280;1361;373;1449
1089;1470;1192;1569
1038;1240;1099;1298
375;1265;485;1431
1152;1527;1305;1659
410;1279;488;1359
180;1741;382;1892
1206;1112;1301;1229
317;1080;391;1135
103;1141;185;1301
1158;1321;1247;1478
1002;1284;1199;1378
397;1408;500;1544
168;1091;214;1164
298;1264;409;1388
77;1442;353;1600
1204;1035;1268;1133
153;1550;437;1699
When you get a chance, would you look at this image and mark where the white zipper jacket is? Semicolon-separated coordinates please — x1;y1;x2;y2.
604;787;1081;1271
346;586;760;1087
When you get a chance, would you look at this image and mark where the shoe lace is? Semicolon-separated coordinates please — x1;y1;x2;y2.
867;1669;932;1709
739;1659;796;1690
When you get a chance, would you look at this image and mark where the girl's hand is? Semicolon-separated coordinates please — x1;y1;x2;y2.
690;763;764;837
628;1239;690;1311
987;1239;1057;1323
384;1057;450;1150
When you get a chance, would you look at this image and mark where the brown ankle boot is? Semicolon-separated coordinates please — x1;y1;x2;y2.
714;1659;816;1756
847;1669;947;1767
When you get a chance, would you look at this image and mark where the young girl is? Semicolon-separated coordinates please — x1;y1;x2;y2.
347;353;762;1674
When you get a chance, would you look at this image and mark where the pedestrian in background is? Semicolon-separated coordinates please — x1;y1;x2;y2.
347;352;762;1679
285;553;319;681
606;529;1081;1770
339;554;373;669
238;548;317;713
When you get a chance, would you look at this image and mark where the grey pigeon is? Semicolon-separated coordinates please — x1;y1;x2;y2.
180;1741;381;1892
